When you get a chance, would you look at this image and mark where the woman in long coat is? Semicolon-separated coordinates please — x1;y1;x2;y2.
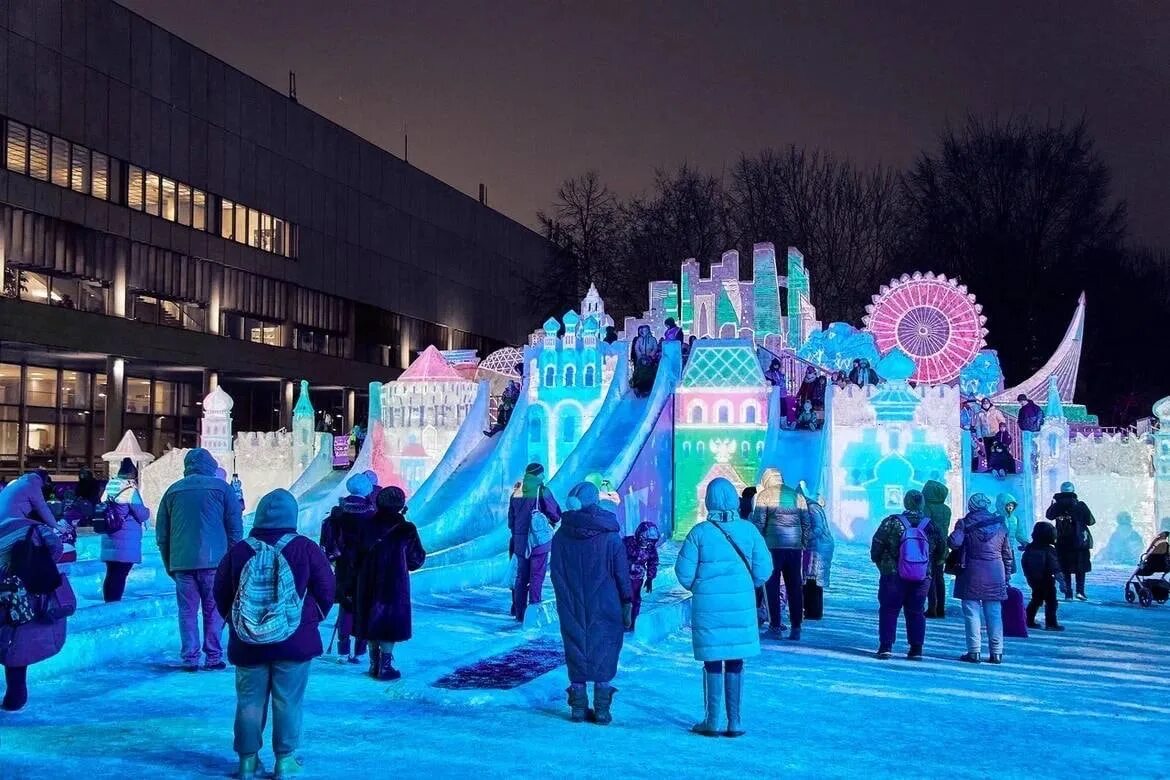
676;478;772;738
550;482;632;725
949;493;1015;664
99;458;151;602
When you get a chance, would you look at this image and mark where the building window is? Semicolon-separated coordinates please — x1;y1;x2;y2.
544;366;556;388
220;199;234;240
25;367;58;407
61;371;91;409
221;312;282;347
217;197;295;258
177;183;192;226
717;403;730;424
144;171;160;216
125;378;151;414
560;411;579;441
28;129;49;180
70;144;90;194
50;137;69;187
528;408;544;444
689;403;705;424
91;152;109;200
564;365;576;387
583;365;595;387
128;165;144;209
193;190;206;230
5;120;27;173
160;177;176;221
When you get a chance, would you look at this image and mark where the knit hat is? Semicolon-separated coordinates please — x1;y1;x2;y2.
903;490;925;512
253;488;298;530
525;462;545;478
1060;481;1076;494
376;485;407;513
346;472;375;498
569;481;599;509
967;493;992;511
704;477;740;514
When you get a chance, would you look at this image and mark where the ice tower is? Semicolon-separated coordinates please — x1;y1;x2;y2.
292;380;316;473
200;385;234;473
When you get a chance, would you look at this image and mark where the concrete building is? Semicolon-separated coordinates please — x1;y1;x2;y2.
0;0;549;477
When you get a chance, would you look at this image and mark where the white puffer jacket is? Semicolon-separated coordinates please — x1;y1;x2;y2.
676;511;773;662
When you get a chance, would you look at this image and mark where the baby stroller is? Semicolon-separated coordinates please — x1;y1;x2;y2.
1125;531;1170;607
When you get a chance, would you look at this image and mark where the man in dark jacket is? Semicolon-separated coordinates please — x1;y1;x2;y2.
156;448;243;671
1045;481;1096;600
870;490;943;660
354;487;426;681
1017;394;1045;433
319;472;377;663
213;488;334;780
1022;521;1064;631
550;481;633;725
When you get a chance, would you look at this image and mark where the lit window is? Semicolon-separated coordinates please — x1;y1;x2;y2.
220;199;234;239
717;404;730;424
70;144;90;194
690;404;704;424
5;121;28;174
160;177;176;221
744;404;757;424
177;183;191;226
283;222;293;258
28;129;49;180
564;365;575;387
127;165;144;210
144;171;160;216
90;152;108;199
193;190;206;230
247;208;260;248
50;137;69;187
260;212;273;252
234;204;247;243
273;218;285;255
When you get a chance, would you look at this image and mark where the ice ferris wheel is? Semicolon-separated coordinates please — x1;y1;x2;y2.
863;272;987;384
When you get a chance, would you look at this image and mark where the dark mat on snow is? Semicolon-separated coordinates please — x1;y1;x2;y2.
432;638;563;690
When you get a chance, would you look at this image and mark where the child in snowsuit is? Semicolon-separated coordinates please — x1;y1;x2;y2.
1022;521;1064;631
624;520;660;632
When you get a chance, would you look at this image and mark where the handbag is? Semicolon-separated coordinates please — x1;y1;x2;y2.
803;579;824;620
0;573;35;626
41;573;77;621
11;526;63;595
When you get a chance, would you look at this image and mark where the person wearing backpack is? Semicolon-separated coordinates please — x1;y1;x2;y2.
353;487;426;681
507;463;561;623
1045;482;1096;601
318;472;377;664
156;448;244;672
0;512;68;712
949;493;1016;664
869;490;943;660
676;478;773;738
213;489;335;779
99;458;151;603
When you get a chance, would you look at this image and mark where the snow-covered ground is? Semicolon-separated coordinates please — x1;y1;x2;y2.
2;543;1167;779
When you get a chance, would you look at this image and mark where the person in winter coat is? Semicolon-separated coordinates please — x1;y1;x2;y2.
751;468;810;640
1017;394;1045;433
739;486;773;629
870;490;944;659
997;493;1030;553
794;399;820;431
1045;482;1096;601
99;458;151;602
804;494;834;591
75;467;103;505
974;398;1007;472
0;472;58;526
507;463;562;623
0;514;66;712
630;325;661;397
764;359;786;389
551;482;633;724
1021;522;1064;631
797;366;827;410
676;477;773;738
623;518;660;632
949;493;1015;664
318;472;377;663
354;487;426;681
922;480;952;619
156;448;244;671
213;489;335;780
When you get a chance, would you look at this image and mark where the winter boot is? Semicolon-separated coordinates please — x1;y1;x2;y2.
988;653;1003;665
723;671;745;737
272;754;303;778
958;652;982;664
875;645;893;660
1;669;28;712
1045;623;1066;632
236;754;265;779
1026;620;1041;629
368;645;381;679
338;637;351;657
787;625;802;641
691;671;723;736
590;683;616;725
566;684;589;722
906;645;923;661
377;652;402;682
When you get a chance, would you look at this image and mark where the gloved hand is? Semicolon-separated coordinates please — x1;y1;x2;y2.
622;602;633;629
645;579;653;593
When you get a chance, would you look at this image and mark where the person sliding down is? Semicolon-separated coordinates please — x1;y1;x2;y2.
485;365;522;437
629;325;660;398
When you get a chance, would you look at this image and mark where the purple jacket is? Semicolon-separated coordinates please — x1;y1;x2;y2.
213;527;336;667
624;521;660;582
507;490;562;557
949;509;1016;601
0;516;66;667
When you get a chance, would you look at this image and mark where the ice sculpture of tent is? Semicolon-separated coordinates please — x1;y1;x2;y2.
993;293;1085;404
101;430;156;471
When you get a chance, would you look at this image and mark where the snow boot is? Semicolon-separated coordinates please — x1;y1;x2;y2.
989;653;1003;665
1075;593;1088;602
566;684;589;722
723;671;745;737
377;653;402;682
787;626;801;641
590;683;616;725
273;754;303;778
958;652;982;664
906;645;923;661
1;668;28;711
338;637;351;657
368;645;381;679
1026;620;1041;629
236;754;265;779
1045;624;1066;632
691;671;723;736
876;645;893;660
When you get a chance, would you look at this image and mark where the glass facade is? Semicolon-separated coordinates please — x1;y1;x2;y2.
5;120;109;200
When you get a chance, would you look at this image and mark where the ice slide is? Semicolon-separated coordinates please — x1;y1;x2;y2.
548;342;681;498
757;386;829;498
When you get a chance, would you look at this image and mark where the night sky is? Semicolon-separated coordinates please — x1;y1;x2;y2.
123;1;1170;248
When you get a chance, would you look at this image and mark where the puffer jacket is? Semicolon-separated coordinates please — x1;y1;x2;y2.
0;516;66;667
1021;522;1063;586
0;474;57;526
156;449;243;573
997;493;1030;550
805;500;835;588
676;510;773;662
624;520;660;583
949;509;1015;601
922;480;952;565
550;504;632;683
751;469;809;550
99;477;151;564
